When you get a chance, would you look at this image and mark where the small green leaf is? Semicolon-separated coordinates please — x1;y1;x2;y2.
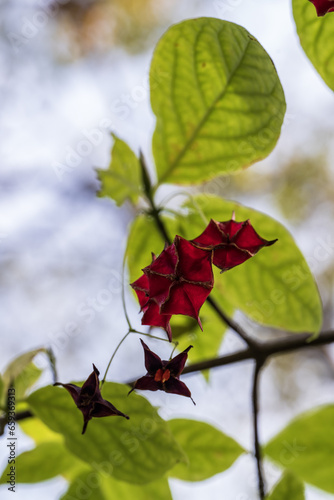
28;382;185;485
150;17;285;185
293;0;334;91
266;471;305;500
13;363;42;401
96;134;141;206
179;195;322;334
126;213;172;284
168;419;244;481
60;471;172;500
265;405;334;493
1;348;45;406
0;442;82;484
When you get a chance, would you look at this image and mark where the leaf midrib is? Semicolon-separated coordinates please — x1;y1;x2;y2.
158;36;251;184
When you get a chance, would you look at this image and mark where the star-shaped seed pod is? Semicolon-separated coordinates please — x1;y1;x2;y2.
191;217;277;272
309;0;334;16
129;339;195;404
54;364;129;434
131;271;172;341
131;236;214;341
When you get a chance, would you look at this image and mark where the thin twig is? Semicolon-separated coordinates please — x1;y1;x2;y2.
182;347;252;374
206;295;257;348
121;252;132;330
101;330;131;388
252;359;265;499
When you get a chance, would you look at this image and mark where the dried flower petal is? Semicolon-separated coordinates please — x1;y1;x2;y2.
129;340;194;403
54;364;129;434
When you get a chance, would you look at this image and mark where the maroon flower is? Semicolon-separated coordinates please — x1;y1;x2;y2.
309;0;334;16
129;339;194;403
54;364;129;434
131;236;214;341
191;217;277;272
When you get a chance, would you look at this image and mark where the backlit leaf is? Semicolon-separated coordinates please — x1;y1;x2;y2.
293;0;334;91
265;405;334;493
168;419;244;481
150;18;285;184
266;470;305;500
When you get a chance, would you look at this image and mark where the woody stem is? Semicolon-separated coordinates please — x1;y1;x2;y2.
205;295;257;348
252;359;265;499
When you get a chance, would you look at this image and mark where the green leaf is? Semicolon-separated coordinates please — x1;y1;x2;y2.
61;471;172;500
127;213;233;362
266;471;305;500
127;213;176;283
150;17;286;185
1;348;45;406
27;382;185;484
293;0;334;91
168;419;244;481
13;363;42;401
178;195;322;334
264;405;334;494
96;134;141;206
0;442;83;484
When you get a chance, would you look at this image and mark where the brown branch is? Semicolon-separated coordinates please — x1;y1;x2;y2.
252;360;265;500
206;295;257;348
182;329;334;375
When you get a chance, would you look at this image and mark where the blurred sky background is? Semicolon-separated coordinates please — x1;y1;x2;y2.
1;0;334;499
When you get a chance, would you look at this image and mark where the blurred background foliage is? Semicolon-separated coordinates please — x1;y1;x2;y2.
50;0;179;60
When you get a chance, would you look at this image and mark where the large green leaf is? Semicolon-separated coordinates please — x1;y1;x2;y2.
27;382;185;485
96;134;141;206
266;471;305;500
168;419;244;481
177;195;322;334
126;213;233;362
293;0;334;91
264;405;334;493
150;17;285;185
19;417;63;444
0;442;82;484
61;471;172;500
